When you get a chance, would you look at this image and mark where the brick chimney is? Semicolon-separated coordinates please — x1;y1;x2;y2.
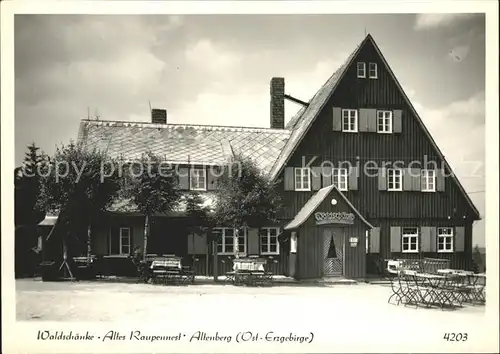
270;77;285;129
151;108;167;124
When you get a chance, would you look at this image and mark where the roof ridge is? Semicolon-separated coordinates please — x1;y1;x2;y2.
81;119;291;134
285;44;362;130
269;37;368;179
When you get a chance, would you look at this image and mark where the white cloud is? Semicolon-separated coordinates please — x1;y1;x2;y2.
173;91;268;128
414;13;474;30
185;39;241;75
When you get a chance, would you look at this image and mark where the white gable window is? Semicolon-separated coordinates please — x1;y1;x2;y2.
437;227;453;252
294;167;311;191
260;227;280;255
357;62;366;78
332;168;349;191
342;109;358;132
369;63;378;79
421;169;436;192
387;168;403;191
190;168;207;191
402;227;419;253
377;110;392;133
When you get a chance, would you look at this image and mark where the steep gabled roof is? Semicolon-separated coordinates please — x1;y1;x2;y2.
269;34;480;219
368;35;481;219
269;36;368;179
77;120;291;175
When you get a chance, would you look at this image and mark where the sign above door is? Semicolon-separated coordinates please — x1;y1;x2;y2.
314;212;355;225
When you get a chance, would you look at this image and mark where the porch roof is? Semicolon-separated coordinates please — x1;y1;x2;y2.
284;185;374;230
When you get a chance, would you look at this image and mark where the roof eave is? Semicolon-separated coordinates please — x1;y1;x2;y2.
269;36;370;181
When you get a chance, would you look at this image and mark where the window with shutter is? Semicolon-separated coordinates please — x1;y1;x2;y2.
332;168;348;191
294;167;311;191
421;169;436;192
401;227;419;253
260;227;280;255
387;168;403;191
437;227;453;252
190;168;207;191
377;110;392;133
342;109;358;132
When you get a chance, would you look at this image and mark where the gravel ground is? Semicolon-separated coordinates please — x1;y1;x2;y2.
16;279;485;322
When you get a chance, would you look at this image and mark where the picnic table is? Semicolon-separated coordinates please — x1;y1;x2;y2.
226;257;273;286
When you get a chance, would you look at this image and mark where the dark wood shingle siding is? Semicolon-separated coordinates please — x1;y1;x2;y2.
281;39;476;221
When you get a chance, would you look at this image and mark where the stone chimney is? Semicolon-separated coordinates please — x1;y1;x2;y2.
151;108;167;124
270;77;285;129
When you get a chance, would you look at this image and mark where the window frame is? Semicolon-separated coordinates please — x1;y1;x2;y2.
260;227;280;255
357;62;366;78
109;227;131;256
368;62;378;79
401;227;419;253
387;168;403;191
216;227;247;255
190;168;207;191
421;169;436;192
332;167;349;191
437;227;454;253
377;110;393;134
342;109;358;133
294;167;311;191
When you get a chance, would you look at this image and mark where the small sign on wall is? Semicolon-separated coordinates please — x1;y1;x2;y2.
349;236;359;247
314;212;355;225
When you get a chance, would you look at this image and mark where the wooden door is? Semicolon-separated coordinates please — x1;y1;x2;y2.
323;228;344;276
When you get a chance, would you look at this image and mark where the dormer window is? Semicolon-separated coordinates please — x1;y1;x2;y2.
190;168;207;191
357;62;366;78
369;63;378;79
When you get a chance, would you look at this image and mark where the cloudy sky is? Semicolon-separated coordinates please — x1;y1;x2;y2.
14;13;485;245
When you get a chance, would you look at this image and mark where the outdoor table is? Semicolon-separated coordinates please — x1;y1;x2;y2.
230;258;271;286
150;257;182;285
411;272;449;288
399;270;460;309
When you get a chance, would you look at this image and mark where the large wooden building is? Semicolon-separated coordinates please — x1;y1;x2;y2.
72;34;480;279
